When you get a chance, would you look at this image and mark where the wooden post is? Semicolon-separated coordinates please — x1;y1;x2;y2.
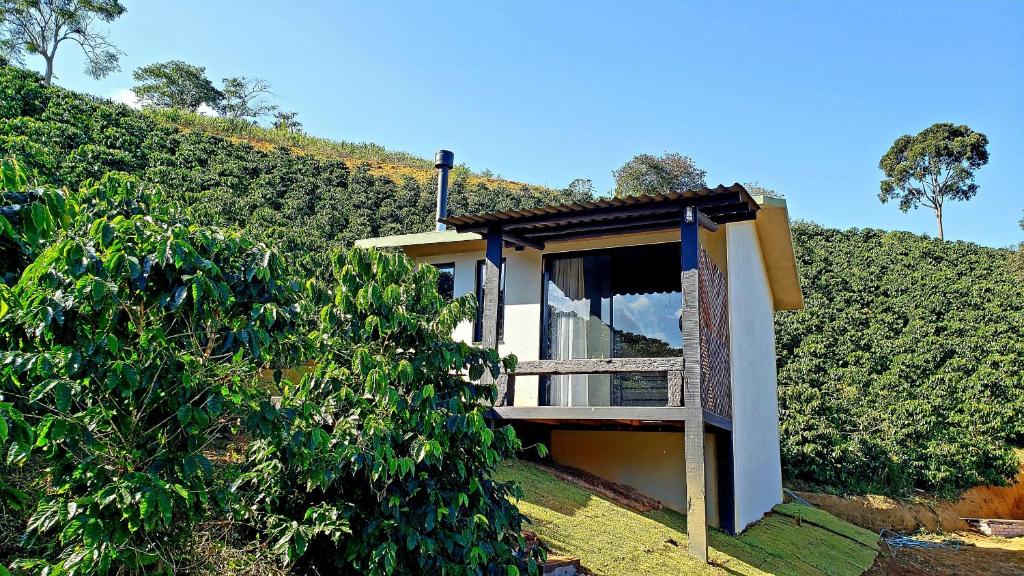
681;207;708;562
668;370;683;407
480;229;503;384
495;373;515;407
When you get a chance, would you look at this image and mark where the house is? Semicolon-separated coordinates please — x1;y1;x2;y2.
357;154;803;562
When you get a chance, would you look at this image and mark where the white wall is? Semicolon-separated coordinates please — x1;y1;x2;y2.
418;249;544;404
726;221;784;531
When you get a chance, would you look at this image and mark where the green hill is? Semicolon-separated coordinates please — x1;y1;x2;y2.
777;223;1024;497
0;64;589;276
1;63;1022;499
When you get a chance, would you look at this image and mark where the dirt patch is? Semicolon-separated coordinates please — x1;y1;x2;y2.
794;453;1024;533
865;531;1024;576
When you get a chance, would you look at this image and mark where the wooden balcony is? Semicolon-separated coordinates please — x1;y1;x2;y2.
491;357;732;430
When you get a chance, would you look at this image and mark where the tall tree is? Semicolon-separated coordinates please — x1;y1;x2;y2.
613;152;707;197
878;122;989;240
219;76;276;122
0;0;125;85
132;60;224;111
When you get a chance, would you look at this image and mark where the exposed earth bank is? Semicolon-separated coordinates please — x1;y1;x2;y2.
794;457;1024;533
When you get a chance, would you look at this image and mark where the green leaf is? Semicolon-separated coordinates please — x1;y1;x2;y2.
30;202;49;234
158;491;172;526
54;382;71;414
177;405;193;426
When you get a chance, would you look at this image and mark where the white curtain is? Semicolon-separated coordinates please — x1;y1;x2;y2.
549;258;590;406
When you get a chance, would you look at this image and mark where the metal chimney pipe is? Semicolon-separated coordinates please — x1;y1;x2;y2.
434;149;454;231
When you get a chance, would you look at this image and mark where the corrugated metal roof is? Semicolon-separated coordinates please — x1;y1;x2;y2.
439;183;758;231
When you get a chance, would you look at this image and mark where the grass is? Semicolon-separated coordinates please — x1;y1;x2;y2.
495;460;880;576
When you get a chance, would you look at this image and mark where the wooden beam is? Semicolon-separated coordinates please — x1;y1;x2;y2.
698;212;718;232
526;215;683;238
702;410;732;431
501;204;687;230
501;231;545;251
699;201;755;218
531;223;679;244
490;405;692;421
680;207;708;563
514;357;685;375
710;210;759;224
480;230;502;383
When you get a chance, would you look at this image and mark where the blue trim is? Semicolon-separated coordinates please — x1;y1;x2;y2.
680;214;700;271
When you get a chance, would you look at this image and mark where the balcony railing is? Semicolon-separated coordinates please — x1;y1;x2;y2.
492;356;731;428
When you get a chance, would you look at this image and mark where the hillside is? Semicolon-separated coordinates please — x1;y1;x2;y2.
495;460;879;576
777;223;1024;498
0;64;589;276
1;63;1022;499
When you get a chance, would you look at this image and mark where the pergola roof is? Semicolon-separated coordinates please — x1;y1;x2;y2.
439;183;759;245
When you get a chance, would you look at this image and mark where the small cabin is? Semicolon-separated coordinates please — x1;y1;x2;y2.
358;181;803;561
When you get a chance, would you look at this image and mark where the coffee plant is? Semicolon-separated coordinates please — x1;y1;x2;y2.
236;248;539;575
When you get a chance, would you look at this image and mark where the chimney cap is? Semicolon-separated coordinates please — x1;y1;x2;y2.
434;149;454;169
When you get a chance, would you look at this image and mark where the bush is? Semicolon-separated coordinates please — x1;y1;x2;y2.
1;170;303;573
777;223;1024;497
237;248;539;575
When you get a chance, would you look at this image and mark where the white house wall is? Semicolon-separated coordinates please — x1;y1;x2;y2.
726;221;784;531
417;249;544;405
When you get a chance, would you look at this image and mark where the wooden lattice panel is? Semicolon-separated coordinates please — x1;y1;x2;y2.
699;248;732;419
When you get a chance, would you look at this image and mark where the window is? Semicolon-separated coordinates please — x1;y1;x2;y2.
473;258;505;343
542;243;682;407
433;262;455;301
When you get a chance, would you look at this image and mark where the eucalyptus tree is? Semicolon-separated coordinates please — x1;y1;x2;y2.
879;122;989;240
0;0;125;85
613;152;707;197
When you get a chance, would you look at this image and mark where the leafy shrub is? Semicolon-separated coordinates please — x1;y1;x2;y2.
237;248;539;575
777;222;1024;497
1;171;303;573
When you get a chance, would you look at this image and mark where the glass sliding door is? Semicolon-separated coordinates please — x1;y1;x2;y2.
543;243;683;407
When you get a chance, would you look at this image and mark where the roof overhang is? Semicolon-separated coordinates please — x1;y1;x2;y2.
354;229;484;257
751;196;803;310
439;184;759;250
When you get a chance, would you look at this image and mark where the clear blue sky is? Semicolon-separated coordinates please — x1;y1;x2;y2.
40;1;1024;247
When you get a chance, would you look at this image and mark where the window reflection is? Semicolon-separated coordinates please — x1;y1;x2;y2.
543;243;682;407
433;262;455;301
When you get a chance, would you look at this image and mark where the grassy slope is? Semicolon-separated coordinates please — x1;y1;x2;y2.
495;461;879;576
